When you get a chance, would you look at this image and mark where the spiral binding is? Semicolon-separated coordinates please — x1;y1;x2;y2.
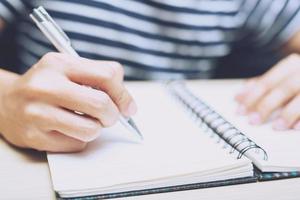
167;81;268;161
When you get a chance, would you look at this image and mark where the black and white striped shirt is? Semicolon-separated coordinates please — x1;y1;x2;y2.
1;0;300;79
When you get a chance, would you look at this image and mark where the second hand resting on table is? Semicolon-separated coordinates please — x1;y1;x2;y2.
236;54;300;131
0;53;299;153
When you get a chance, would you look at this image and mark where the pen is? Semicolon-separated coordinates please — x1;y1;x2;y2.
30;6;143;140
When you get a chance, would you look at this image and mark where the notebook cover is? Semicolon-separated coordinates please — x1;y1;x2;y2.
56;170;300;199
56;176;257;200
254;167;300;181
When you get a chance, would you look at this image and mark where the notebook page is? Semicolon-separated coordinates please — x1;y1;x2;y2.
47;82;251;194
187;81;300;172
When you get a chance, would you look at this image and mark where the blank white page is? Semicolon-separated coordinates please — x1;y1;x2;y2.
187;81;300;172
47;82;251;195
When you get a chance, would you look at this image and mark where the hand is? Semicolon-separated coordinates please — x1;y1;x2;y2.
235;54;300;130
0;53;137;152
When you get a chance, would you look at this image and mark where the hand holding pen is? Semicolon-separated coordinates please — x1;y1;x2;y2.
0;7;142;153
30;7;143;140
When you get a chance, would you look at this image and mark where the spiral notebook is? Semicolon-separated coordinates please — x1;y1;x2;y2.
47;81;300;199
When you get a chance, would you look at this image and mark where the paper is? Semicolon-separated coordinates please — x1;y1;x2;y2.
47;82;252;197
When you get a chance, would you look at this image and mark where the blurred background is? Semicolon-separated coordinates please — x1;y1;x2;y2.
0;21;19;73
0;25;283;79
0;8;285;79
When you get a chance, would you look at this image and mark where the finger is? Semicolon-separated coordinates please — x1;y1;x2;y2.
38;81;120;127
27;130;87;152
236;78;257;115
239;58;298;112
235;78;257;103
253;75;300;123
28;103;103;142
273;94;300;130
49;108;102;142
61;56;137;116
293;120;300;130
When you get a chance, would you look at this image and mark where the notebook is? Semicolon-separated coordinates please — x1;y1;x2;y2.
184;81;300;179
47;81;300;199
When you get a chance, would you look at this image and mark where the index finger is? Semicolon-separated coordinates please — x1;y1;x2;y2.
59;55;137;117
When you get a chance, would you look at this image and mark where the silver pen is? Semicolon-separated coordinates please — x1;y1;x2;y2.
30;6;143;140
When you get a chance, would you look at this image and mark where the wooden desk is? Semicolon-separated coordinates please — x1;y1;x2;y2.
1;80;300;200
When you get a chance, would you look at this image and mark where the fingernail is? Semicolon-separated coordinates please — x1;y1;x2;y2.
273;118;288;131
249;113;262;125
293;121;300;130
126;101;137;116
236;105;247;115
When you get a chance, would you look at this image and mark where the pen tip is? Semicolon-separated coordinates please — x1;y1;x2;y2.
136;129;144;140
127;118;144;141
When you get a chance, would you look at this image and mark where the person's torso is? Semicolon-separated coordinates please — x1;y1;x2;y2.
14;0;244;79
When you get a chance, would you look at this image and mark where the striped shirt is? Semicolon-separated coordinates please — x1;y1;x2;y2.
0;0;300;79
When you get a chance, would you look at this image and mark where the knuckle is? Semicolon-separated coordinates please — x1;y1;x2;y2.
87;92;119;127
25;80;48;97
102;112;119;127
258;99;272;114
85;92;112;118
103;61;124;81
39;52;61;66
95;93;119;127
23;73;60;98
116;88;130;105
23;104;42;120
39;52;72;72
83;121;101;134
96;92;112;112
107;113;119;127
78;121;102;142
71;142;87;152
24;130;36;141
110;61;124;76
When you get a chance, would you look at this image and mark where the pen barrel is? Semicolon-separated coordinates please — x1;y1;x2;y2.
42;23;78;56
33;19;78;57
59;44;79;57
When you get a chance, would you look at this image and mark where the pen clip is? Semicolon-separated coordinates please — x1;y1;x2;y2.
34;6;70;44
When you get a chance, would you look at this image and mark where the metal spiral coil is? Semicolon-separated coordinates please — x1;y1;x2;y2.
167;81;268;161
